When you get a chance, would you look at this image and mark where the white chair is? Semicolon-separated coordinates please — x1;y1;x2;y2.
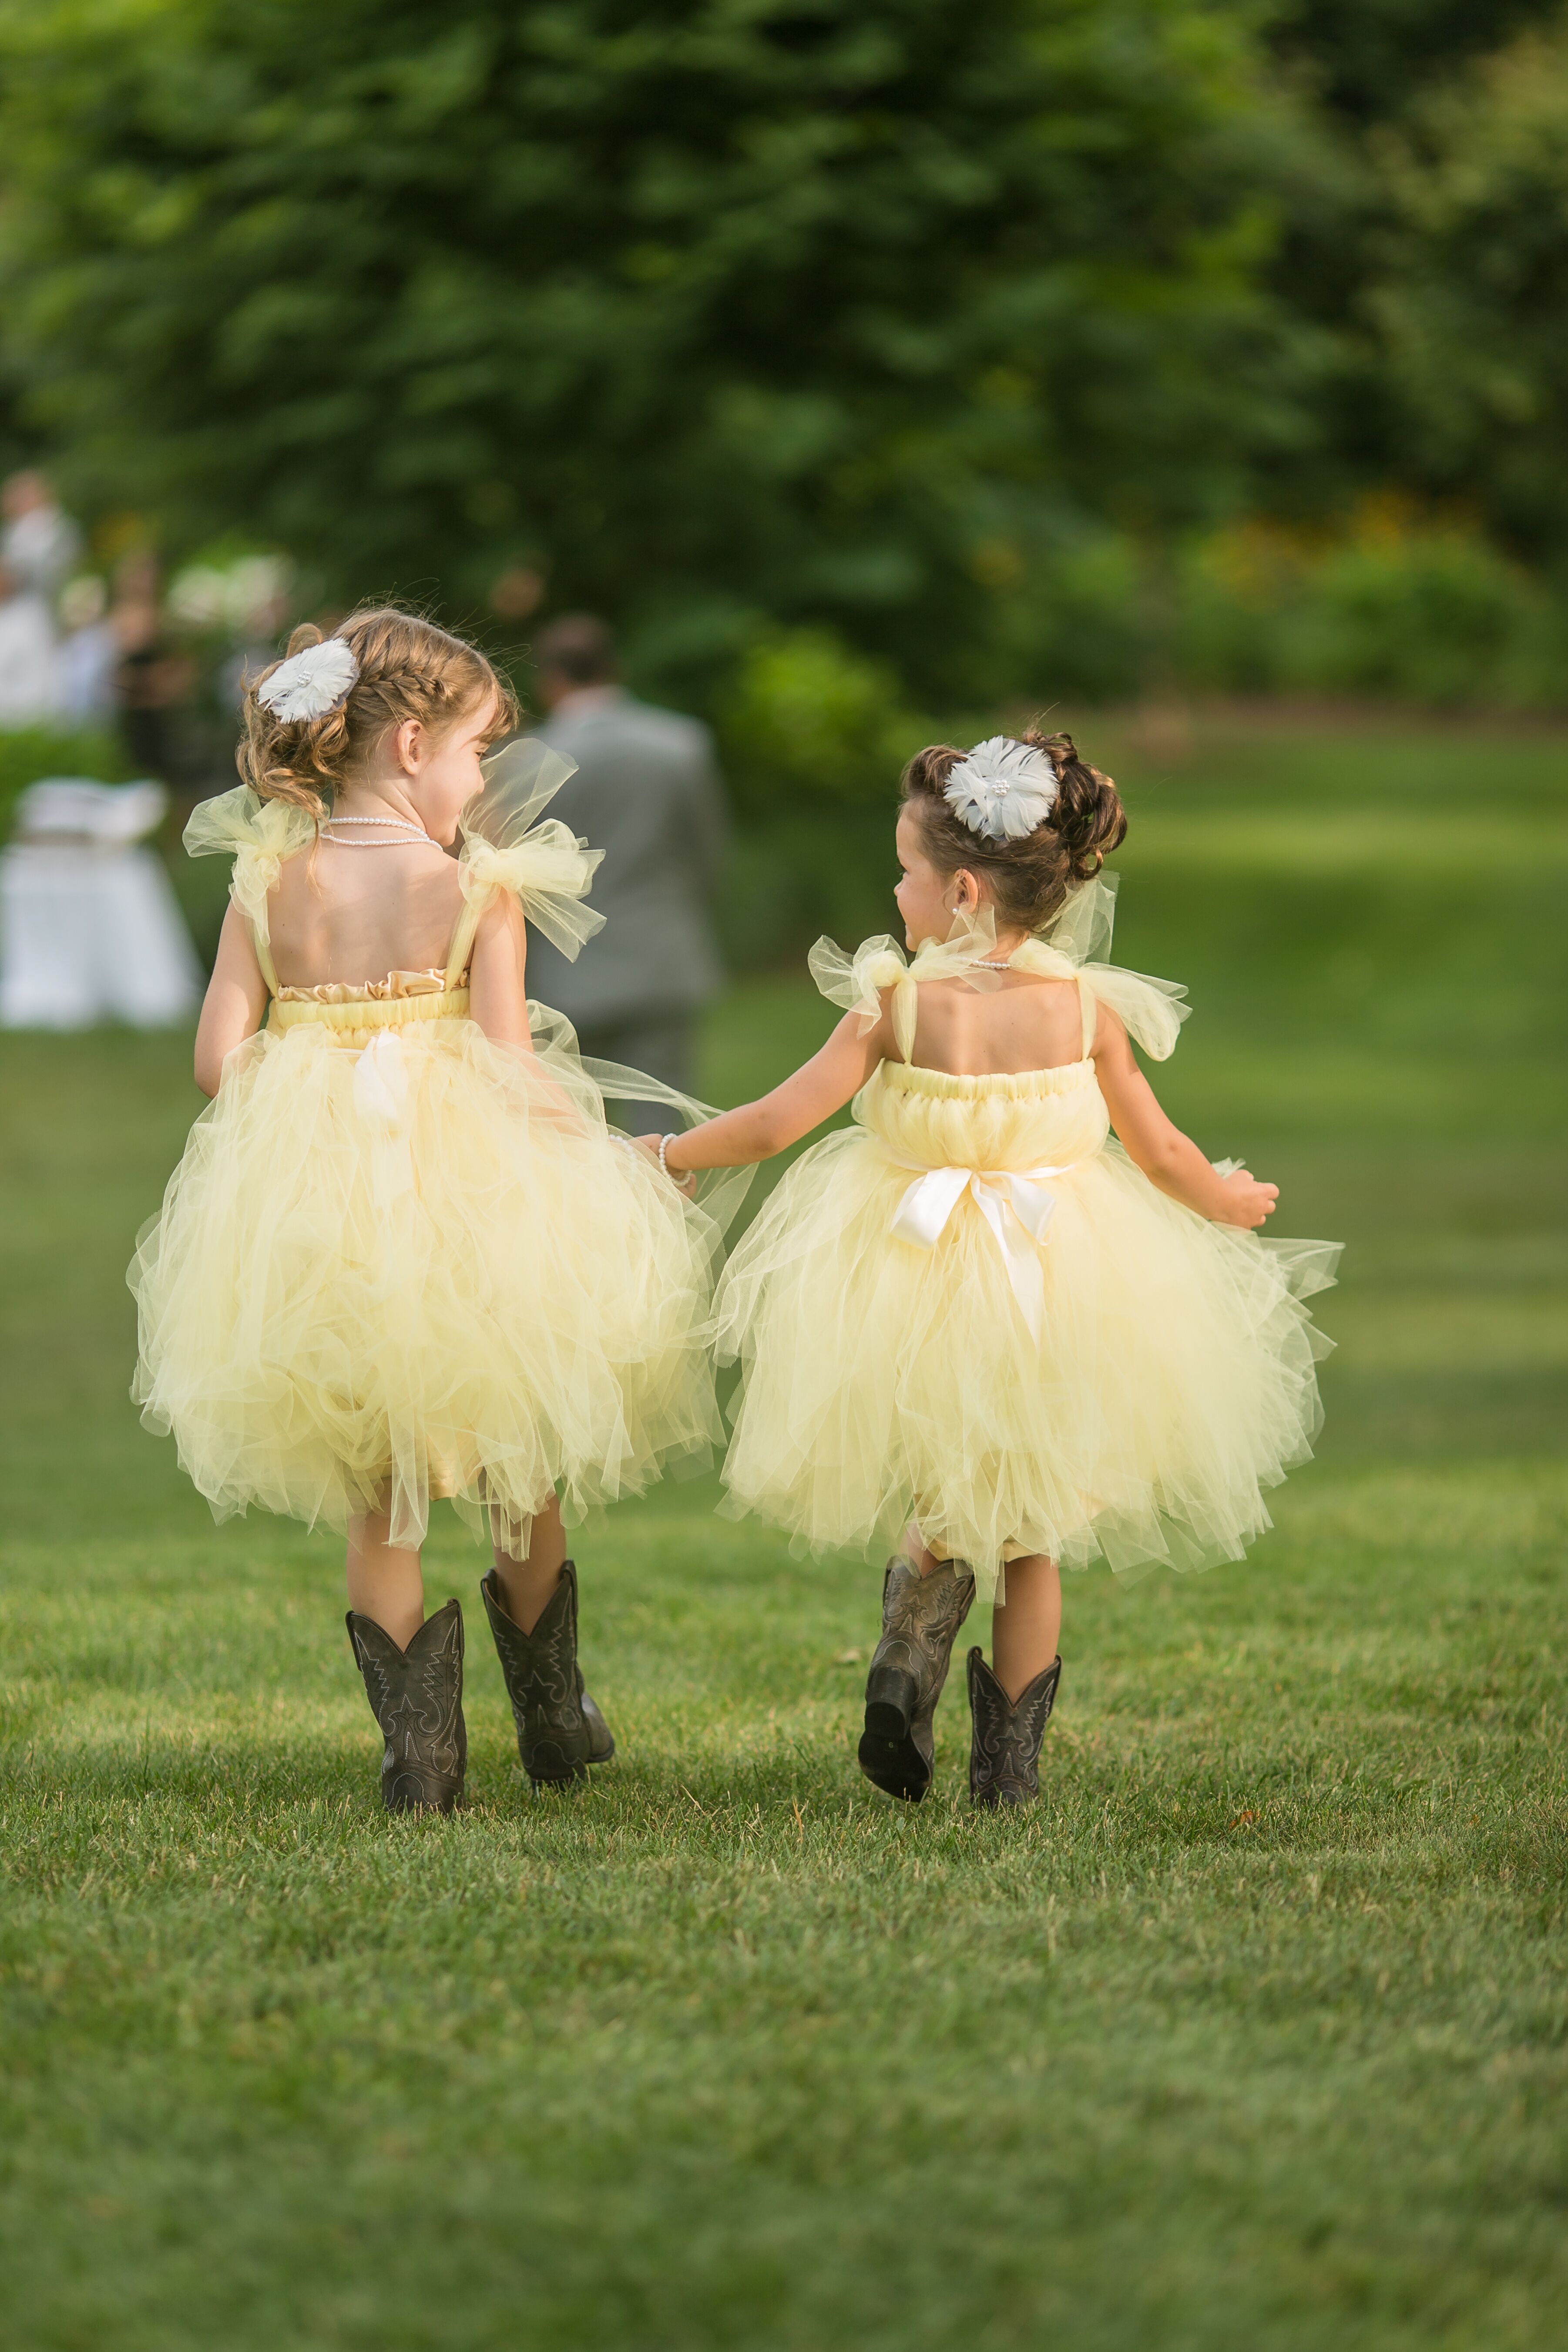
0;778;204;1028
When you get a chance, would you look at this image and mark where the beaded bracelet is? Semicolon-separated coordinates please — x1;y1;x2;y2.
658;1133;676;1181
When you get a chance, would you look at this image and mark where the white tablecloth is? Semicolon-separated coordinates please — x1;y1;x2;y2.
0;844;203;1028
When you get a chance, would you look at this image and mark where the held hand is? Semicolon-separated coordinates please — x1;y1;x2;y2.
1216;1168;1279;1230
633;1130;697;1197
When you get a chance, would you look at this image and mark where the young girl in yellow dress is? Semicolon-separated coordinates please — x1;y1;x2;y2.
131;608;737;1812
644;732;1337;1808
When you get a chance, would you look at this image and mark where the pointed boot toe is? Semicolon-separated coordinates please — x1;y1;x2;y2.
581;1688;616;1765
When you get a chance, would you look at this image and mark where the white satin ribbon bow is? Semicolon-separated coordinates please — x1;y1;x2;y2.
353;1028;409;1129
886;1155;1076;1339
353;1028;416;1204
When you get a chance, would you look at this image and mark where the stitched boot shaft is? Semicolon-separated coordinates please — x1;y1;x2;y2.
967;1648;1060;1810
858;1556;977;1803
346;1599;467;1814
480;1562;614;1788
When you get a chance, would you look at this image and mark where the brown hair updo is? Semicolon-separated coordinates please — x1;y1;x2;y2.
237;606;519;818
901;728;1127;934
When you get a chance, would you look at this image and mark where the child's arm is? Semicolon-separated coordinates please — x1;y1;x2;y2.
1092;1004;1278;1230
468;892;587;1123
655;1005;893;1173
467;891;534;1052
194;904;270;1096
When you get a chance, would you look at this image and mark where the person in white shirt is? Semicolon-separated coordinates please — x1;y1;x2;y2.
56;575;119;724
0;558;61;727
2;469;83;604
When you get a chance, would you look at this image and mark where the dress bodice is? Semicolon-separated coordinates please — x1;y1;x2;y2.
856;1056;1110;1173
812;885;1190;1176
267;968;470;1042
184;739;604;1040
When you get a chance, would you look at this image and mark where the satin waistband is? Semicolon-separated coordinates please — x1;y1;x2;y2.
268;988;471;1038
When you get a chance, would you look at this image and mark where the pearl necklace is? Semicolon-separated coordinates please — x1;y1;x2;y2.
319;812;431;848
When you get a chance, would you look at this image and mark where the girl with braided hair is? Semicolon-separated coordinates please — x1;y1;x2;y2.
131;609;742;1812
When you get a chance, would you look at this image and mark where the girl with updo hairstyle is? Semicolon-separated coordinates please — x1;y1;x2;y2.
648;723;1339;1811
899;729;1128;936
131;605;745;1814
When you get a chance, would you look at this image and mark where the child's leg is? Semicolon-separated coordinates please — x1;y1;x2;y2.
857;1530;977;1803
909;1526;1062;1697
480;1495;614;1785
488;1492;568;1633
967;1553;1063;1808
903;1529;1061;1805
990;1553;1061;1700
346;1504;425;1649
908;1525;955;1578
344;1502;466;1815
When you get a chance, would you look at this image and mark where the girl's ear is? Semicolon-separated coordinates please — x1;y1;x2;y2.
393;719;424;776
949;866;980;912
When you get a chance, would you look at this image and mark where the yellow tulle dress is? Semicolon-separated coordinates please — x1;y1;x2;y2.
715;882;1339;1598
130;743;747;1555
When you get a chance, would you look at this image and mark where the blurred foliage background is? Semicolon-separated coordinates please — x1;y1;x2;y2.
3;0;1568;955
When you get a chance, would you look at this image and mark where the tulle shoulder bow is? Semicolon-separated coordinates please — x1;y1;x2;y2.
1023;875;1190;1060
809;934;920;1061
183;785;317;983
805;875;1189;1066
455;738;605;962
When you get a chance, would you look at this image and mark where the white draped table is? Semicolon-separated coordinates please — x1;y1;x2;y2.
0;779;202;1029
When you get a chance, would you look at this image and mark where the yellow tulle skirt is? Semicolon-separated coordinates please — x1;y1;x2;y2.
715;1058;1338;1597
130;1003;725;1552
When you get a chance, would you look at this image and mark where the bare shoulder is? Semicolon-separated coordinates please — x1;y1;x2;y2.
266;845;315;910
417;848;467;919
472;882;525;941
1090;994;1128;1048
1089;994;1135;1067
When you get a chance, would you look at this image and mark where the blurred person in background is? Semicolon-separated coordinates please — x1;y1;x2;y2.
111;551;195;780
56;574;119;724
489;562;546;627
1;468;82;605
528;614;729;1130
0;556;61;726
219;560;295;712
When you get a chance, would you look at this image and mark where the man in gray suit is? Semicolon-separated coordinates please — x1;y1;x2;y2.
527;615;729;1130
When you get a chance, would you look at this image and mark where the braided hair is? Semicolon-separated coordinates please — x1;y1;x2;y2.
238;607;518;818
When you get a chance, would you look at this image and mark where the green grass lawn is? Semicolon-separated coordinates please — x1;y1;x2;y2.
1;708;1565;2351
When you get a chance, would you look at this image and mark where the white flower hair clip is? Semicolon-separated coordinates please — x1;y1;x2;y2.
943;736;1058;842
256;637;359;724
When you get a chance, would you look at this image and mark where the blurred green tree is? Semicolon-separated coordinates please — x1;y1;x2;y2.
0;0;1298;699
1249;0;1567;530
1367;16;1568;569
1269;0;1557;125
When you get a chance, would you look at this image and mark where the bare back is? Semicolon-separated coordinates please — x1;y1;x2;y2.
906;971;1088;1076
267;839;467;990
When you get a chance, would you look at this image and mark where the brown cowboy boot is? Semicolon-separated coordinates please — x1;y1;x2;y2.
479;1562;615;1789
857;1556;977;1802
966;1647;1061;1809
345;1598;467;1814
